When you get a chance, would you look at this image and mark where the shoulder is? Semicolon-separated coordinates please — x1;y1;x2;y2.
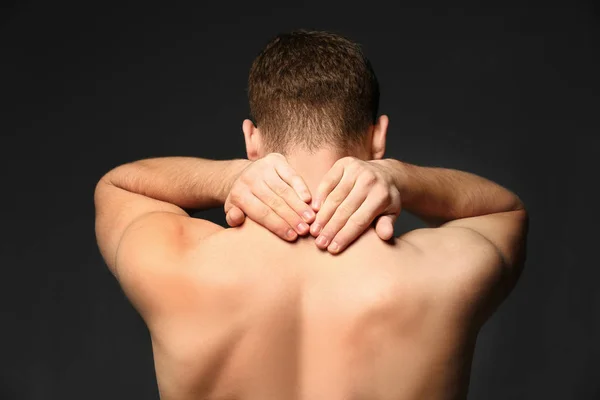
399;226;506;267
116;213;224;272
114;213;225;319
398;227;513;328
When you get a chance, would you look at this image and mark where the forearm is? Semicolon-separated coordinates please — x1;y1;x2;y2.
102;156;251;212
381;159;524;226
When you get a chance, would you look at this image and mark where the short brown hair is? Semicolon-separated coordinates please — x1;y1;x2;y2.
248;30;380;155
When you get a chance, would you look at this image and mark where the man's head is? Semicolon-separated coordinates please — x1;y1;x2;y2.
243;30;388;161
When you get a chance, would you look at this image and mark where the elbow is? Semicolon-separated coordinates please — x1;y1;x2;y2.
511;194;527;212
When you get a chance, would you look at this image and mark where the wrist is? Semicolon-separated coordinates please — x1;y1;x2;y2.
222;159;252;202
373;158;408;193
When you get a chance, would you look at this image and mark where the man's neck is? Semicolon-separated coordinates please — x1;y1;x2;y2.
284;148;351;199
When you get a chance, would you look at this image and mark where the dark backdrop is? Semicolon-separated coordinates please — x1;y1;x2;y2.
1;1;598;399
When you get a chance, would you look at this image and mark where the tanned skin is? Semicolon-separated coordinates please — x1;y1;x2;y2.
94;116;528;400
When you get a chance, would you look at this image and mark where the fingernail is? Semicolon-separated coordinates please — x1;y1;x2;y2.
312;199;321;209
303;210;314;222
329;241;339;253
297;222;309;232
287;229;297;239
316;235;328;247
312;223;322;235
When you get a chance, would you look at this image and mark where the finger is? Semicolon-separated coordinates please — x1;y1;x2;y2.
374;189;401;240
224;194;233;214
314;185;369;250
311;161;346;211
310;169;357;237
238;190;299;241
252;181;310;236
265;170;316;224
326;195;390;254
225;206;246;227
374;214;396;241
275;162;312;203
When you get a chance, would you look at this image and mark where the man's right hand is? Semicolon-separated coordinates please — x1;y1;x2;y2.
309;157;402;254
224;153;315;241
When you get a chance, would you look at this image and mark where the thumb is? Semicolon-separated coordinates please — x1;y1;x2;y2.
374;214;396;241
226;206;246;227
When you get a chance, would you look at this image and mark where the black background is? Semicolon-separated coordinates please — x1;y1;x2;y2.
1;1;598;399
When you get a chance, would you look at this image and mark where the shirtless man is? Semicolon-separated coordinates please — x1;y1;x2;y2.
94;30;529;400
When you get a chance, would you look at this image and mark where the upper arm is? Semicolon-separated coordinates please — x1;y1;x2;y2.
400;208;529;325
440;208;530;285
110;211;223;318
94;178;223;282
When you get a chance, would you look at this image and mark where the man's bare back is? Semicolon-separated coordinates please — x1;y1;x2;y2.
143;218;499;400
93;31;528;399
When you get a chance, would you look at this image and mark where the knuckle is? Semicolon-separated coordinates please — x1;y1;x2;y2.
325;214;344;231
349;214;371;229
256;207;271;221
267;196;286;210
370;186;389;202
378;188;392;203
360;171;378;186
272;183;289;197
337;203;355;216
344;177;358;189
312;217;329;232
336;180;355;195
329;193;347;205
320;218;337;232
239;173;253;186
320;228;337;240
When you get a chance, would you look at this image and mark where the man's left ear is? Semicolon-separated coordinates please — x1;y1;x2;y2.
242;119;261;161
370;115;389;160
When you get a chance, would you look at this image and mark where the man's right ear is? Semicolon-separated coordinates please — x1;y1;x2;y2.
242;119;261;161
